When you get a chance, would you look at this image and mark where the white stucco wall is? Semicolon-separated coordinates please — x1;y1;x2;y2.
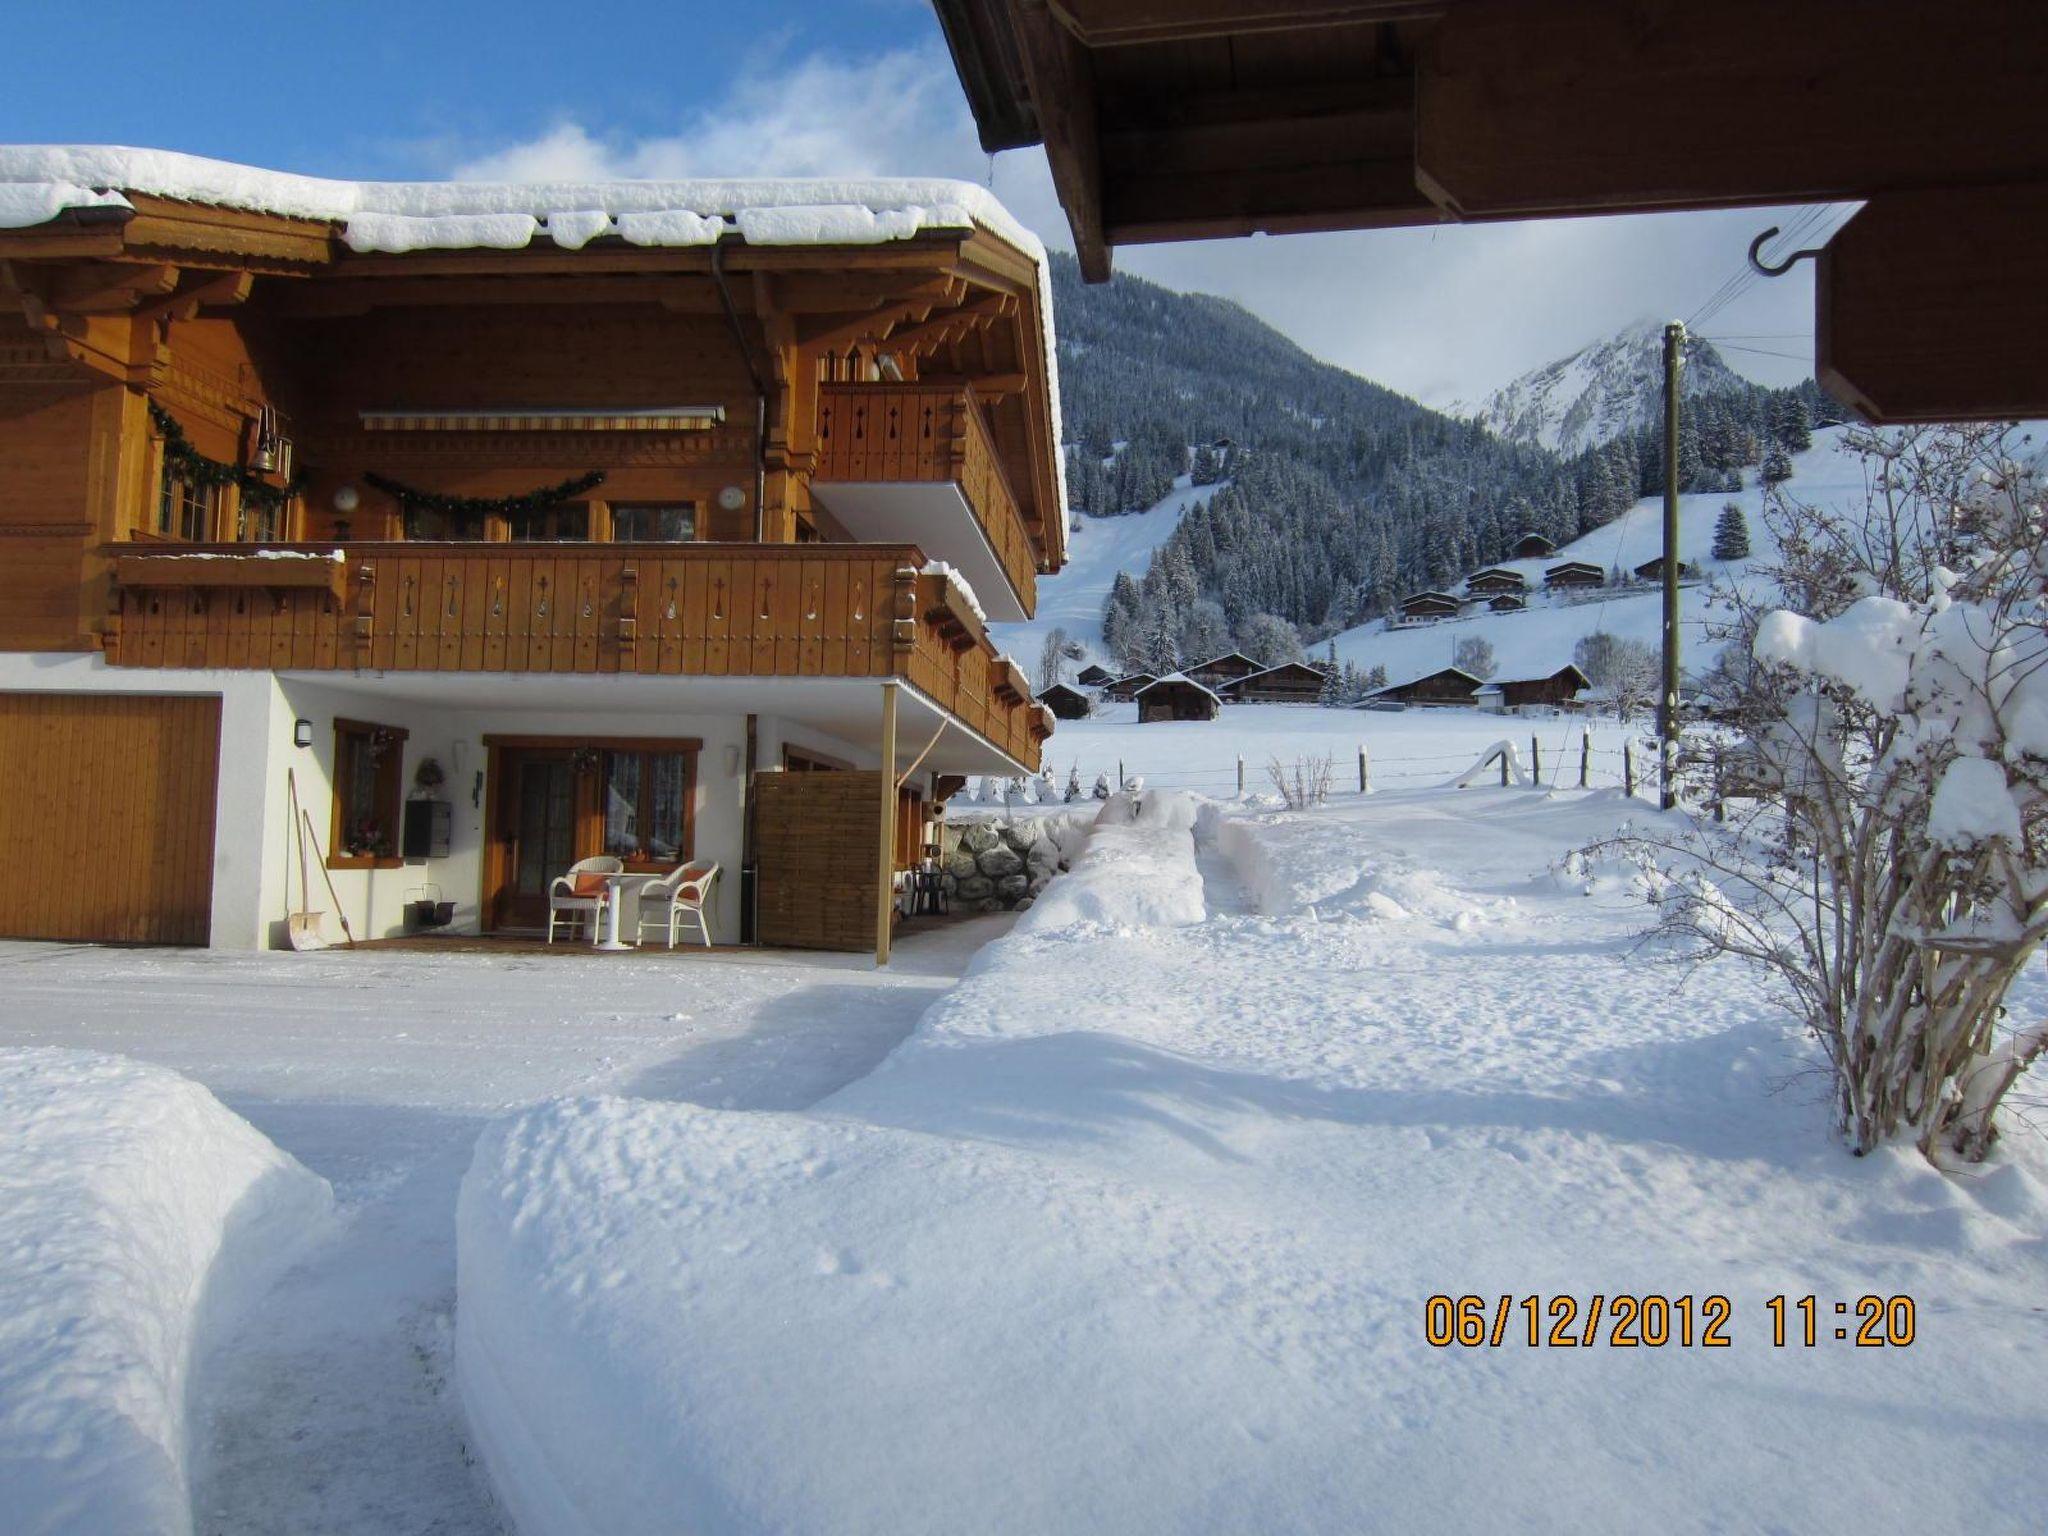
1;655;924;951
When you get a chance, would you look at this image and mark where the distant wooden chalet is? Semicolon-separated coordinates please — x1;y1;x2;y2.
1396;590;1463;622
1512;532;1557;560
1488;593;1528;613
1135;673;1221;723
1221;660;1327;705
1101;671;1156;701
1633;556;1701;582
1362;667;1484;707
1075;663;1115;688
1545;561;1606;590
1036;681;1092;720
1497;665;1591;708
1465;567;1528;595
1184;650;1262;687
0;145;1067;963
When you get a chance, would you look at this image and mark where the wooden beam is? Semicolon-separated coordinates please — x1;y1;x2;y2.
1817;185;2048;424
796;282;966;352
138;270;255;324
1010;0;1113;280
882;294;1015;358
50;262;182;313
1051;0;1449;45
1417;0;2048;218
875;682;899;966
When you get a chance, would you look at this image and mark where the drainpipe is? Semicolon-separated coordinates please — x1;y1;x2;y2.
710;238;770;542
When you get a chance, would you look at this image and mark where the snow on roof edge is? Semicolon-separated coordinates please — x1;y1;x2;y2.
0;144;1068;546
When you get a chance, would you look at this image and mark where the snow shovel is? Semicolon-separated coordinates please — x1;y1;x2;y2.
302;807;358;948
285;769;330;951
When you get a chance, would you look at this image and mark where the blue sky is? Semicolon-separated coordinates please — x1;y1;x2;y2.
2;0;1831;405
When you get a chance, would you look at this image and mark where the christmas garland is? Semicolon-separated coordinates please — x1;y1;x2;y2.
149;403;306;514
361;469;607;520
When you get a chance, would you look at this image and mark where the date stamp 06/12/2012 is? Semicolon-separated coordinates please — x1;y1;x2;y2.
1423;1294;1918;1350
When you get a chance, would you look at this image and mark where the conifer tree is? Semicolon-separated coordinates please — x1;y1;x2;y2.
1712;502;1752;560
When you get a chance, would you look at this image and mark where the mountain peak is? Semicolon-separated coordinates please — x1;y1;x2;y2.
1469;323;1749;457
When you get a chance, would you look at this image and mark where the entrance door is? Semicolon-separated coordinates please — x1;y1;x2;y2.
498;751;576;930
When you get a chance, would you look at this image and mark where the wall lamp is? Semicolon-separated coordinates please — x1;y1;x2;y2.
294;718;314;749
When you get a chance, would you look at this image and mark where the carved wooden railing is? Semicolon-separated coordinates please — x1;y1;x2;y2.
814;382;1038;616
102;541;1048;768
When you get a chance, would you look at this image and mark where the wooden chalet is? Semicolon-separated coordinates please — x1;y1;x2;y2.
1488;593;1527;613
932;0;2048;425
1633;555;1699;582
1184;650;1262;687
1497;665;1590;709
1036;680;1091;719
1544;562;1605;591
1511;532;1556;560
1395;590;1461;622
1464;567;1527;595
1135;673;1220;723
0;147;1067;961
1361;667;1483;707
1221;660;1327;704
1100;671;1156;701
1074;662;1115;687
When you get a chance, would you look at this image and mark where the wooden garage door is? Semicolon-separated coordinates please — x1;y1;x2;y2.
0;693;221;944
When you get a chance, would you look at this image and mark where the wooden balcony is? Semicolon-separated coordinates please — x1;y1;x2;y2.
812;383;1039;622
103;541;1051;768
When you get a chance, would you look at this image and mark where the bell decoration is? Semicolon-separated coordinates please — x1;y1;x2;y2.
250;404;281;473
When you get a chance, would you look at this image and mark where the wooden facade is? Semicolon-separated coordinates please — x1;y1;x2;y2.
1136;675;1220;723
1222;661;1327;704
1185;651;1262;687
1364;667;1483;707
1397;591;1462;621
1544;562;1605;591
1075;663;1114;687
752;769;886;951
1497;665;1589;709
1101;671;1155;701
0;691;220;943
1512;532;1556;560
1036;681;1091;719
1465;567;1526;595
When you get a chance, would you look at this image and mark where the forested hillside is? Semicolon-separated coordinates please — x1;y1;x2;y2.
1048;252;1841;670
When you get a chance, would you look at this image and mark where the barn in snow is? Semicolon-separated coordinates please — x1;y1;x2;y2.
1360;667;1484;707
1496;665;1591;708
1036;681;1092;719
1222;660;1328;704
1136;673;1222;723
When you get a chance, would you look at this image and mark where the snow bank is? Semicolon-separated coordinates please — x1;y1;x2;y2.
1014;791;1205;931
1207;803;1493;926
0;1049;331;1536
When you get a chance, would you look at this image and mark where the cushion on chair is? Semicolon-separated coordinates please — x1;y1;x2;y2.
570;873;612;898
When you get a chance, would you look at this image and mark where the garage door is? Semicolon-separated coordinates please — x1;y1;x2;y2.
0;693;221;944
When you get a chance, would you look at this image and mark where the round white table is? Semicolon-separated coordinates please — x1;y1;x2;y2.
592;871;647;951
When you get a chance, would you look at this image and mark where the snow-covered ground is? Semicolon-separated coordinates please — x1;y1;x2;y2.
0;922;1009;1535
453;785;2048;1534
0;1050;330;1536
1000;700;1647;802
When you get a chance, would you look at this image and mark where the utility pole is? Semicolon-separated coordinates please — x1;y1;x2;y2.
1659;319;1684;810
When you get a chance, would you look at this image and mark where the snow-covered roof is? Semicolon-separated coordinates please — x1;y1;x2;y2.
0;144;1068;539
1363;667;1483;699
1135;672;1220;700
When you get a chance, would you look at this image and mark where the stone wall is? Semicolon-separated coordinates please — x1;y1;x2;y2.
939;813;1087;912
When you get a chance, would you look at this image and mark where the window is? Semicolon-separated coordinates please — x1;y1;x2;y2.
238;494;290;542
601;747;694;865
610;503;696;542
331;718;408;868
158;472;216;541
509;501;592;542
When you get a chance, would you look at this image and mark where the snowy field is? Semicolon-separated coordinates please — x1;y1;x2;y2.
454;785;2048;1535
0;922;1008;1535
1007;700;1648;802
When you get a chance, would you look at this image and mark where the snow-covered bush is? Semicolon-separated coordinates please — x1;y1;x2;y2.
1609;425;2048;1161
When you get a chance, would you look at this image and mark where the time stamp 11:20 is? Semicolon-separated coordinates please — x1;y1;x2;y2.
1423;1294;1918;1349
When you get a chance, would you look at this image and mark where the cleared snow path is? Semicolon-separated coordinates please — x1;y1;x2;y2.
0;921;1009;1535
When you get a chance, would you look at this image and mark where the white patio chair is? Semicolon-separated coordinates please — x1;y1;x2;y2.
634;861;721;949
547;855;624;943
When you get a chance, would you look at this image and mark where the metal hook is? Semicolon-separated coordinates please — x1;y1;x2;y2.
1747;224;1827;278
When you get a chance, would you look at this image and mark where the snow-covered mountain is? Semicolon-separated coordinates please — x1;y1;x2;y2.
1469;320;1754;456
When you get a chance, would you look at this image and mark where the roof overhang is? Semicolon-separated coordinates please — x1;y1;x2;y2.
809;480;1027;622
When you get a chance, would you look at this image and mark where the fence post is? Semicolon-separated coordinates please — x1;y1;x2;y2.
1359;744;1371;794
1499;747;1510;788
1530;734;1541;785
1118;758;1125;790
1623;739;1635;798
1580;730;1591;789
1237;755;1246;797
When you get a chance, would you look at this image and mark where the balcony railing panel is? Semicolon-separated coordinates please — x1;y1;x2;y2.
106;542;1048;768
815;382;1038;616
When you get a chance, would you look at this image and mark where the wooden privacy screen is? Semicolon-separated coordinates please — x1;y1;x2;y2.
752;769;883;952
0;692;221;944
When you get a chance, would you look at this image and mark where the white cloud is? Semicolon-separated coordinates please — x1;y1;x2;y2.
447;42;1835;408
